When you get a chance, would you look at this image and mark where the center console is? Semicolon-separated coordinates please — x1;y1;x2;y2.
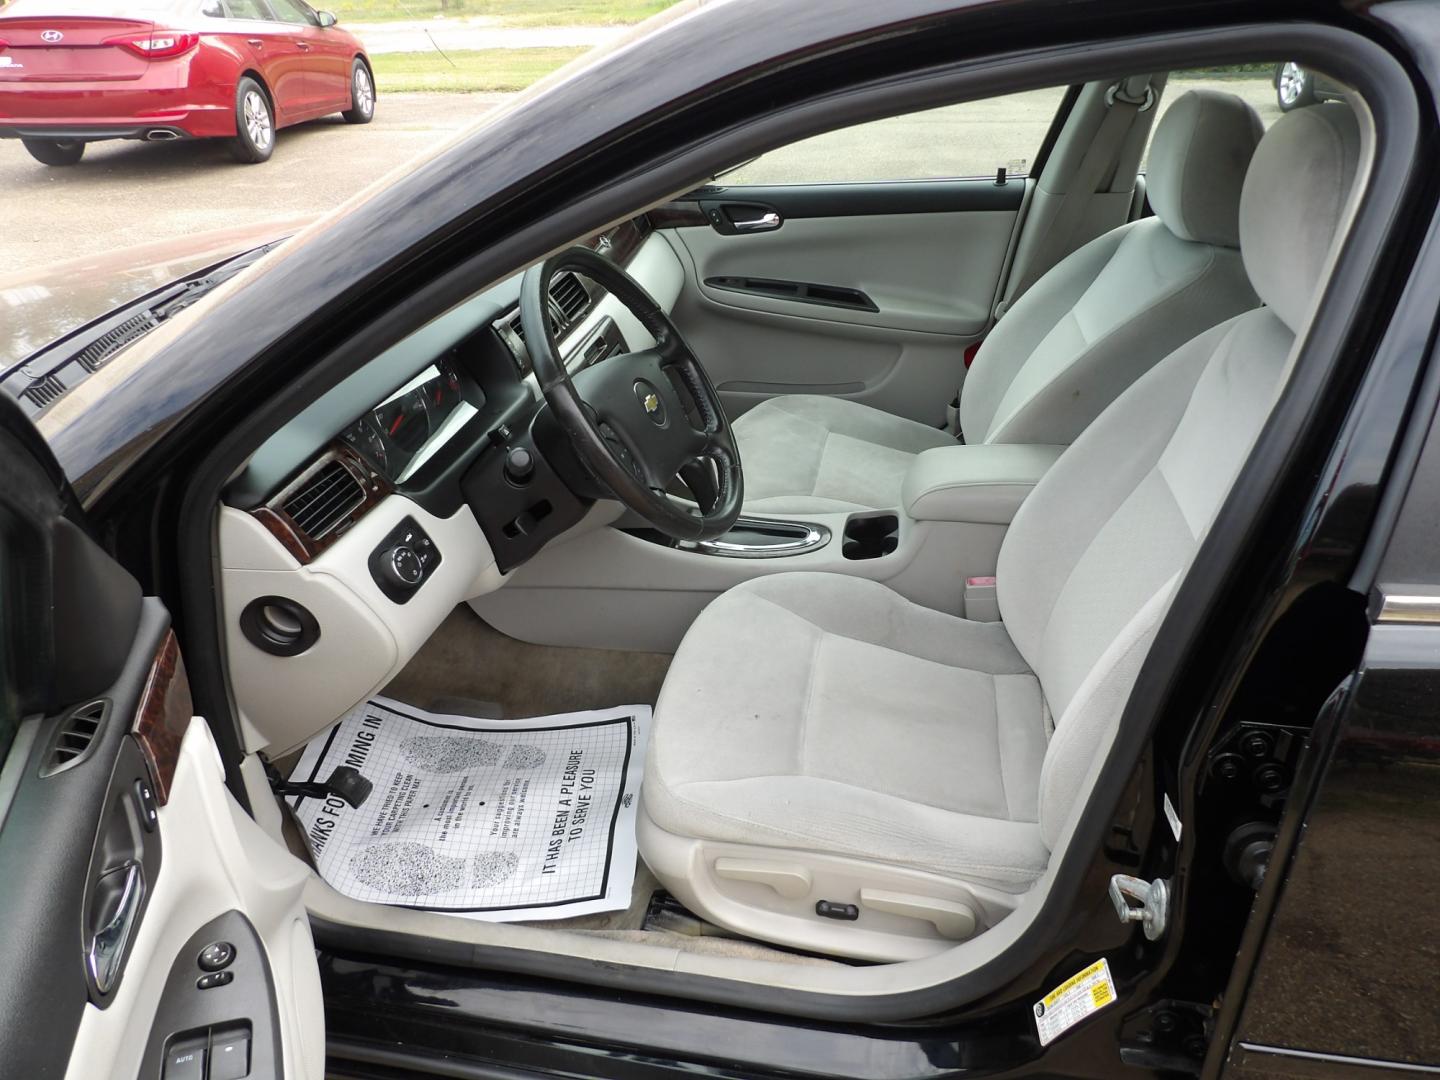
473;440;1067;653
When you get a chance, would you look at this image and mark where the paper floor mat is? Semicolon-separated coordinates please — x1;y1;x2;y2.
288;696;650;922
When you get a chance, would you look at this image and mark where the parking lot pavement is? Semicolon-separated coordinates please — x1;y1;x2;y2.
4;93;509;275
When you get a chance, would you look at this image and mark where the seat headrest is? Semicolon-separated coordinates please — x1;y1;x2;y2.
1240;103;1361;333
1148;89;1264;248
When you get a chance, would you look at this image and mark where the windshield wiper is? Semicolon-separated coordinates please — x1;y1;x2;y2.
0;239;285;419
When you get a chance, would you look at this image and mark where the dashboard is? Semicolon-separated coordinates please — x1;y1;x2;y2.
225;217;656;568
217;217;685;756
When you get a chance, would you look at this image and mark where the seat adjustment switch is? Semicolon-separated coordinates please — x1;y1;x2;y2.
815;900;859;921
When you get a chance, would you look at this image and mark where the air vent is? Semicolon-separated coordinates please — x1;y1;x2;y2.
549;273;591;326
282;459;365;540
510;314;527;347
75;311;159;373
42;700;108;776
21;373;65;412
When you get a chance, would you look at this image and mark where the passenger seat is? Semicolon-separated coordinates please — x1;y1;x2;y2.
733;89;1266;515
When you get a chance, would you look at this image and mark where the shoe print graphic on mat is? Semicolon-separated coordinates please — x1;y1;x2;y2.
400;735;502;773
349;841;465;896
472;851;520;888
503;745;546;769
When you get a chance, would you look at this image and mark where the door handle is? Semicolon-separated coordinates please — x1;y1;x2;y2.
733;211;782;232
87;860;144;995
297;42;312;50
699;201;784;236
247;38;263;47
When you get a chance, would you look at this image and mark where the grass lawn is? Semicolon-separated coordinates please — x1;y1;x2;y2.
331;0;671;25
371;46;588;92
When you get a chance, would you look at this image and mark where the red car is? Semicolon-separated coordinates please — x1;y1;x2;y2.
0;0;374;166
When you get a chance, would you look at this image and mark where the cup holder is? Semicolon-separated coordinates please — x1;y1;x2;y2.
842;513;899;560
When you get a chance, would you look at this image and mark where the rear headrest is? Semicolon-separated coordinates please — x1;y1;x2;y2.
1148;89;1263;247
1240;103;1361;333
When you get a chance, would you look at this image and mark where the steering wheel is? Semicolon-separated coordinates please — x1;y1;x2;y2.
522;246;743;542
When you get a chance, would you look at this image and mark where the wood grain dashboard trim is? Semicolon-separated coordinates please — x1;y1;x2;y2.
133;630;191;805
586;214;653;267
645;202;709;231
249;444;392;565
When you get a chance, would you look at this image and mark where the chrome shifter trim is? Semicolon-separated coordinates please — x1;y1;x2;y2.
681;517;831;559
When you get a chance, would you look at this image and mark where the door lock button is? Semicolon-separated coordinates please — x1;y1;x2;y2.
133;779;158;832
196;970;234;990
197;941;235;972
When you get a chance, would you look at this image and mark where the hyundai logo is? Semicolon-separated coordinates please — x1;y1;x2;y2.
40;30;64;43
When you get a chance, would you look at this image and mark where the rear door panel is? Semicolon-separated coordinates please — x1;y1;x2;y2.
664;178;1024;425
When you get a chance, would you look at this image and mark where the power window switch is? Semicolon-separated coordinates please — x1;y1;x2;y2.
162;1044;205;1080
209;1034;251;1080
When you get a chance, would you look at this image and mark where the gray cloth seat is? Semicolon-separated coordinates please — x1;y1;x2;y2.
640;104;1360;961
733;89;1265;515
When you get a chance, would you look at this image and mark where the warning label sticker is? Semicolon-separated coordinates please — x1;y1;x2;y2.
1033;957;1117;1046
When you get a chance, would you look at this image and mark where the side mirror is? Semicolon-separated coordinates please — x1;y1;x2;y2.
317;10;337;27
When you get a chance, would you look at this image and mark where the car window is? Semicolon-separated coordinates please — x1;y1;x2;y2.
201;0;225;15
717;87;1071;185
266;0;320;26
225;0;272;19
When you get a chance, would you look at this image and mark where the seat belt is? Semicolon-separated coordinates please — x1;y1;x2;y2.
993;75;1154;321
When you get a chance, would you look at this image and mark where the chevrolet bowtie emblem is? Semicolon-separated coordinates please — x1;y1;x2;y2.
643;393;660;414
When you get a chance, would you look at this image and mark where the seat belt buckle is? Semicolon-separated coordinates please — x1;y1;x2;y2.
964;576;1000;622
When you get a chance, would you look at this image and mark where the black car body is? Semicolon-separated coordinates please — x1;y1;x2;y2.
2;2;1439;1079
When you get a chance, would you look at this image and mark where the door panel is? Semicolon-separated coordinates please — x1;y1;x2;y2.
664;180;1024;425
0;393;324;1079
0;605;161;1077
252;19;312;120
66;716;323;1080
306;25;352;110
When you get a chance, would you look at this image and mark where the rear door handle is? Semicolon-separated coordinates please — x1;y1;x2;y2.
700;201;784;236
247;38;263;47
87;860;144;996
297;42;312;51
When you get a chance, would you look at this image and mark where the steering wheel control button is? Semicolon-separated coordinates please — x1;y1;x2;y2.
196;970;234;990
634;379;667;425
198;941;236;972
504;445;535;485
368;516;442;604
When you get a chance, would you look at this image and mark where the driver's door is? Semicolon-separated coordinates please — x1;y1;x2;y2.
0;394;324;1079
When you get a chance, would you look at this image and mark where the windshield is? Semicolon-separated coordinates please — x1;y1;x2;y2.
3;0;1331;432
2;0;684;385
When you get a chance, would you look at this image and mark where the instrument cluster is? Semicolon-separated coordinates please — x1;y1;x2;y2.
341;353;474;482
